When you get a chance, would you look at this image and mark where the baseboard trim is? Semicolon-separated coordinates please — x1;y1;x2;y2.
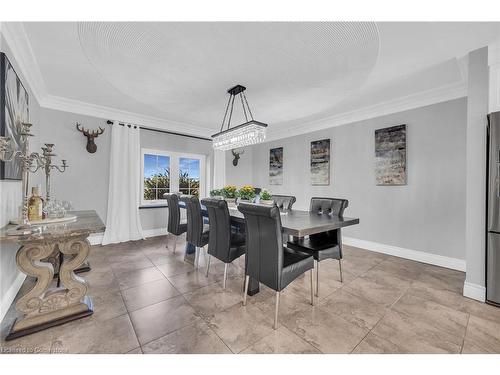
88;233;104;246
342;236;466;272
88;228;167;246
463;281;486;302
142;228;167;238
0;271;26;322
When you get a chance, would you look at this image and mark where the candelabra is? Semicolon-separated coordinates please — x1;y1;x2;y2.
39;143;68;203
0;122;44;227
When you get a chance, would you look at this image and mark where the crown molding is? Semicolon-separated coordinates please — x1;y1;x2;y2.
1;22;47;104
265;80;467;142
1;22;213;137
40;94;214;137
2;21;469;142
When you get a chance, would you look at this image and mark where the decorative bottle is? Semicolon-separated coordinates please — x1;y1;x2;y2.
28;186;43;222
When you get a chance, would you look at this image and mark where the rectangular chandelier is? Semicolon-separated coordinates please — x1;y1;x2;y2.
212;120;267;151
212;84;268;151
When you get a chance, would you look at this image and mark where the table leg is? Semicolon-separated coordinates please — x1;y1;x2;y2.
6;235;93;341
45;245;91;281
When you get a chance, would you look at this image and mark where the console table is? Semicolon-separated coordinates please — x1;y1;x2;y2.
0;210;105;341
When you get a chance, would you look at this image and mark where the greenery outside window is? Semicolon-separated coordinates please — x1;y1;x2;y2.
141;149;206;206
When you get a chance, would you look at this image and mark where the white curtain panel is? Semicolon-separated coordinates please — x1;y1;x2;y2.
213;149;226;189
102;122;144;244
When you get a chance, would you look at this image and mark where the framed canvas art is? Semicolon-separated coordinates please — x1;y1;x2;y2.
0;52;29;180
310;139;330;185
375;124;407;185
269;147;283;185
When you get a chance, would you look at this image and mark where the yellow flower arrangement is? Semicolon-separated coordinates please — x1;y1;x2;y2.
221;185;237;198
238;185;256;200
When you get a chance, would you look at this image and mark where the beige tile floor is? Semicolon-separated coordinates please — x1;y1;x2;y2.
2;234;500;354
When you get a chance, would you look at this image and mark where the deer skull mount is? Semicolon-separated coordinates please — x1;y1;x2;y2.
76;123;105;153
232;149;244;166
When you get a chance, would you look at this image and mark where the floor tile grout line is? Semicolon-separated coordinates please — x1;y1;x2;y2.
460;313;471;354
136;289;236;353
238;324;324;354
179;289;238;354
5;241;482;354
179;277;281;354
138;318;206;350
350;282;412;353
116;288;142;352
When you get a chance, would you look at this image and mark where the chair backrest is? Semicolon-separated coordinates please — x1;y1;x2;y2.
309;197;348;216
165;193;184;235
271;195;296;210
309;197;348;252
181;195;205;247
237;203;283;291
201;198;232;262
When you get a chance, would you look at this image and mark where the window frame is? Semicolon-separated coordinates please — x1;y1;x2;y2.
140;148;206;206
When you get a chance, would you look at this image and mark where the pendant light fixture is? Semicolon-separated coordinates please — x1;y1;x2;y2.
212;85;267;150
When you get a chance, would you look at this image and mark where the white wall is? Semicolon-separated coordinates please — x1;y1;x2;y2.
464;47;489;301
226;98;467;266
0;33;40;321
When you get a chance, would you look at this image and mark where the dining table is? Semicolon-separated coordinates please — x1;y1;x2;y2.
179;200;360;295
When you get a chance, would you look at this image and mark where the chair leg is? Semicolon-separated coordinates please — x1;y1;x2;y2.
243;275;250;306
195;247;200;268
310;269;314;306
206;255;211;277
173;235;177;254
315;260;320;297
339;259;343;283
274;291;280;330
165;234;170;249
223;263;228;289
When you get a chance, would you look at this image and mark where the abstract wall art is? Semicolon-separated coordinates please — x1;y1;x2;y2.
374;124;407;185
0;52;29;180
310;139;330;185
269;147;283;185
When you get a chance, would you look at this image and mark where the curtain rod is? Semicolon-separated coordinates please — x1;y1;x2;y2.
106;120;212;142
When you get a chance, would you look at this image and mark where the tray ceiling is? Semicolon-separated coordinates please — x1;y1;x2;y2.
18;22;500;136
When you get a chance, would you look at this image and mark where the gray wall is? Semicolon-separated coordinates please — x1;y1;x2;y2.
32;108;214;231
224;147;254;187
226;98;467;260
465;47;489;290
0;33;40;320
31;109;111;221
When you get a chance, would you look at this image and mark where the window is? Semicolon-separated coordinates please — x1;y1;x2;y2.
143;153;170;202
141;149;206;206
179;158;200;196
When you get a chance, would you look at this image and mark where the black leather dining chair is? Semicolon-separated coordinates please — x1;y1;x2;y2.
237;203;314;329
270;194;296;211
165;193;187;253
181;195;210;268
201;198;246;289
287;197;349;297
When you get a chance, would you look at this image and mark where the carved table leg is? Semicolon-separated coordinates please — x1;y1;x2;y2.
6;235;93;341
43;245;91;280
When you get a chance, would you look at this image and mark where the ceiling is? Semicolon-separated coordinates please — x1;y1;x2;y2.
15;22;500;138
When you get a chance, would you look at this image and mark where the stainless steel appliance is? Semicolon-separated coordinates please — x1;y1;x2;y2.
487;111;500;306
